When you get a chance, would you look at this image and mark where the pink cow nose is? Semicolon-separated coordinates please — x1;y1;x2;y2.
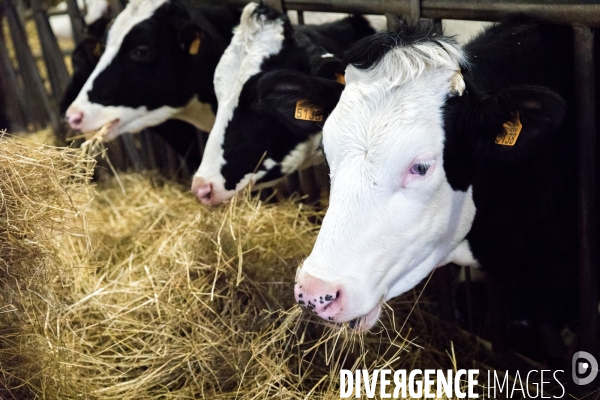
294;272;342;322
66;110;84;129
191;177;214;205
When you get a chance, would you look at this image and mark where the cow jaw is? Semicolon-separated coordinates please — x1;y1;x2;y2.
295;42;476;327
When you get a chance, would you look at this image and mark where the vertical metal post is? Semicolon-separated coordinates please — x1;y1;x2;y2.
407;0;421;23
0;12;28;130
29;0;70;100
263;0;285;13
65;0;86;44
5;0;58;131
297;10;305;25
120;134;144;172
573;24;598;355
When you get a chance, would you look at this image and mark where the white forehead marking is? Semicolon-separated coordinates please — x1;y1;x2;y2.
70;0;168;109
195;2;285;192
345;39;466;86
326;41;466;173
321;53;334;58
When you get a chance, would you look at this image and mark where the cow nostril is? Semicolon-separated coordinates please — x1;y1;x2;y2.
196;183;213;204
67;111;84;128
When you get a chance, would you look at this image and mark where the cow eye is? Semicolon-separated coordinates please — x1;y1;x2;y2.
409;162;430;176
129;45;156;62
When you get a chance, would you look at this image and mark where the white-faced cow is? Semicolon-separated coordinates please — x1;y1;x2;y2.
295;17;584;342
191;2;375;206
65;0;239;141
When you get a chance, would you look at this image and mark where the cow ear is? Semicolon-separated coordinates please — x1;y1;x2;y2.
255;70;345;135
471;86;566;161
310;52;344;79
178;22;205;56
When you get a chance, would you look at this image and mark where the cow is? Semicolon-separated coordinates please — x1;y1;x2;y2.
293;16;586;354
65;0;240;142
61;14;204;171
190;2;376;206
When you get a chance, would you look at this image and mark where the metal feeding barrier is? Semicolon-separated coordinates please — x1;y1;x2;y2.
0;0;597;362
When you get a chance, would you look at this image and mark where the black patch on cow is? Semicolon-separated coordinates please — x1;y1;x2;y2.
217;10;374;190
444;17;581;335
61;17;111;114
87;1;238;113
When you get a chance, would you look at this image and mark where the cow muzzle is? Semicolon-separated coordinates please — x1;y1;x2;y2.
191;176;233;206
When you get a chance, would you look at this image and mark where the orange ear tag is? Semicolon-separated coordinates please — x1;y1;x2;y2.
335;72;345;85
189;33;201;55
495;113;522;146
295;100;323;121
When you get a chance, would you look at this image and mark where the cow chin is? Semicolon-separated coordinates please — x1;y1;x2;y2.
340;303;381;332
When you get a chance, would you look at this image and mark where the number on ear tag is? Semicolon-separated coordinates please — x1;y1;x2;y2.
189;34;201;55
495;113;522;146
295;100;323;121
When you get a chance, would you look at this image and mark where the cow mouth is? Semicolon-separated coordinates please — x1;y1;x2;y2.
334;303;381;333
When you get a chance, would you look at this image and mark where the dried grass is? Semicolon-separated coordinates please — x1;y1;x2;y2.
0;132;490;399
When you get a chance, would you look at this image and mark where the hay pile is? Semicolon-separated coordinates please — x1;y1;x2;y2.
0;132;93;399
0;133;489;399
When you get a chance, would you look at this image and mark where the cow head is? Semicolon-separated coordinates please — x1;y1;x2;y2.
65;0;222;140
294;28;566;329
191;2;345;206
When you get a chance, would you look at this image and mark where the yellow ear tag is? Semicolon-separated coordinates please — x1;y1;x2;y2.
495;113;522;146
295;99;323;122
92;42;103;57
189;34;201;55
335;72;345;85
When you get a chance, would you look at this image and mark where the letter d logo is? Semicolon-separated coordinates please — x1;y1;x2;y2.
572;351;598;385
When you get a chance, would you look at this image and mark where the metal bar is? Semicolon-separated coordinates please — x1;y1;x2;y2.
407;0;420;23
120;133;145;171
5;0;58;131
263;0;285;13
65;0;87;44
573;24;598;355
297;9;304;25
210;0;600;27
29;0;70;100
0;11;28;130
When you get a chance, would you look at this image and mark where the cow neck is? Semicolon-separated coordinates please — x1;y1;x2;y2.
172;97;215;132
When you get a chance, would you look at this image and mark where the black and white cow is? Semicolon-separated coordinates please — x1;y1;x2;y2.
65;0;239;141
190;2;375;206
294;17;587;338
60;13;203;170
